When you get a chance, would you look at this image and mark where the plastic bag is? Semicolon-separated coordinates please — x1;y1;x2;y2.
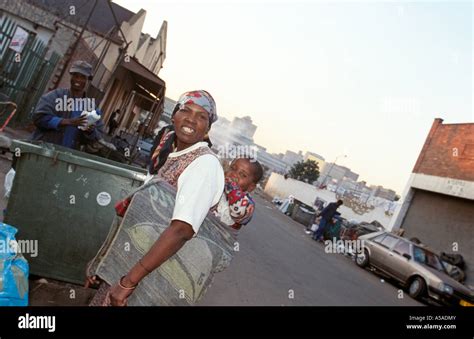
78;110;101;131
310;224;319;232
4;168;15;198
0;222;29;306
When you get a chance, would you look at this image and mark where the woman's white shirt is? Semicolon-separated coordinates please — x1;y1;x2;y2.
169;142;224;235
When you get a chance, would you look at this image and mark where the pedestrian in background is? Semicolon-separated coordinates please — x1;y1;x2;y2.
312;199;343;241
108;109;120;135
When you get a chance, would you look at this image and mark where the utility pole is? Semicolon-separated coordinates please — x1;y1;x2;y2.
320;154;347;188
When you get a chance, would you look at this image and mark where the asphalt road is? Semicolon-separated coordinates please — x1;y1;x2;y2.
198;194;423;306
0;133;421;306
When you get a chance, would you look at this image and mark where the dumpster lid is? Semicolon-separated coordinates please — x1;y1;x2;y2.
11;140;147;181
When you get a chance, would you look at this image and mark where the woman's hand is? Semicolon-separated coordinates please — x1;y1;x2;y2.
106;221;194;306
84;275;100;288
109;276;137;306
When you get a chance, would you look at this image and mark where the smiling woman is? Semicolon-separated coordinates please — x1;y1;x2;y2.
88;90;225;306
173;103;213;150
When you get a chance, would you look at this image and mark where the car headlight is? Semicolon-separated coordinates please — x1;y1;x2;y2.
440;283;453;295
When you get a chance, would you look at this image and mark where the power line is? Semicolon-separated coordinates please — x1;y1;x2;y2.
52;0;99;89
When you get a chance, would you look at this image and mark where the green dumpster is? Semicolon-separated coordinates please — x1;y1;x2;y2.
4;140;147;285
290;199;316;226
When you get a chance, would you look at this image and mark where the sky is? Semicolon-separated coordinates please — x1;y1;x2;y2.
115;0;472;194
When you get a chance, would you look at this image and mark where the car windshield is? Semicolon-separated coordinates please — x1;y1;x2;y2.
413;246;446;272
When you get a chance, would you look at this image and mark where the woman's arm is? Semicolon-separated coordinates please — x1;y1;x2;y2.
109;219;195;306
126;220;194;284
110;155;224;306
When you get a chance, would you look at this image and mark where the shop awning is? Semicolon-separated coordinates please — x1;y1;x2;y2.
120;57;165;96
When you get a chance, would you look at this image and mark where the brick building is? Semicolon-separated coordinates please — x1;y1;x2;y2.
389;118;474;284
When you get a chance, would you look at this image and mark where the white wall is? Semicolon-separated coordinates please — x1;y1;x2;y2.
388;172;474;231
264;173;395;228
411;173;474;200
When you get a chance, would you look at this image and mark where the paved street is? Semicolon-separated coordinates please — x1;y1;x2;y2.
0;133;421;306
198;194;422;306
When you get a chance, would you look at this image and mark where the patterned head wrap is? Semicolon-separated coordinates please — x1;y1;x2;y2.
173;90;218;126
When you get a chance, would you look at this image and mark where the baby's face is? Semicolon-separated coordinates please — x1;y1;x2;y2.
225;158;256;192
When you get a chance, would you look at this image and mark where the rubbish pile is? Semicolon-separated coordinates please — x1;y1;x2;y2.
0;223;29;306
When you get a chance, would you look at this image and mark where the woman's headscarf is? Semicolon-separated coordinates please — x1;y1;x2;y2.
148;90;216;174
172;90;217;126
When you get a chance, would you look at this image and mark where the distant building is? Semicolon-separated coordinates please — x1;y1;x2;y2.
339;166;359;182
160;97;176;123
370;185;397;201
282;150;304;167
304;151;324;161
254;145;289;174
338;178;357;191
321;163;345;183
389;118;474;284
357;181;373;197
209;116;253;148
318;163;359;186
304;151;325;171
208;115;291;174
319;163;345;183
231;116;257;140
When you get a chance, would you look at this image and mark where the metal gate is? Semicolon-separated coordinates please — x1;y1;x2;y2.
0;15;61;126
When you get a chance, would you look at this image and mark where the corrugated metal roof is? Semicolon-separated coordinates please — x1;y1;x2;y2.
26;0;135;42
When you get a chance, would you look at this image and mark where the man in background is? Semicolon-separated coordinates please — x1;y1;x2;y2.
108;109;120;136
312;199;343;241
31;60;104;150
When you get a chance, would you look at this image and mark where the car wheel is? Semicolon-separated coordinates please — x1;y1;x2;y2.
408;276;426;299
356;249;369;267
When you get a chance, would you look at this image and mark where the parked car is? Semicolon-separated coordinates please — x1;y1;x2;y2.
355;231;474;306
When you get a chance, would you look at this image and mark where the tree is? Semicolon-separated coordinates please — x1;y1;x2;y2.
288;159;320;184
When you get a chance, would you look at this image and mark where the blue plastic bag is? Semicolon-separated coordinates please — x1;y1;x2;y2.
0;223;29;306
